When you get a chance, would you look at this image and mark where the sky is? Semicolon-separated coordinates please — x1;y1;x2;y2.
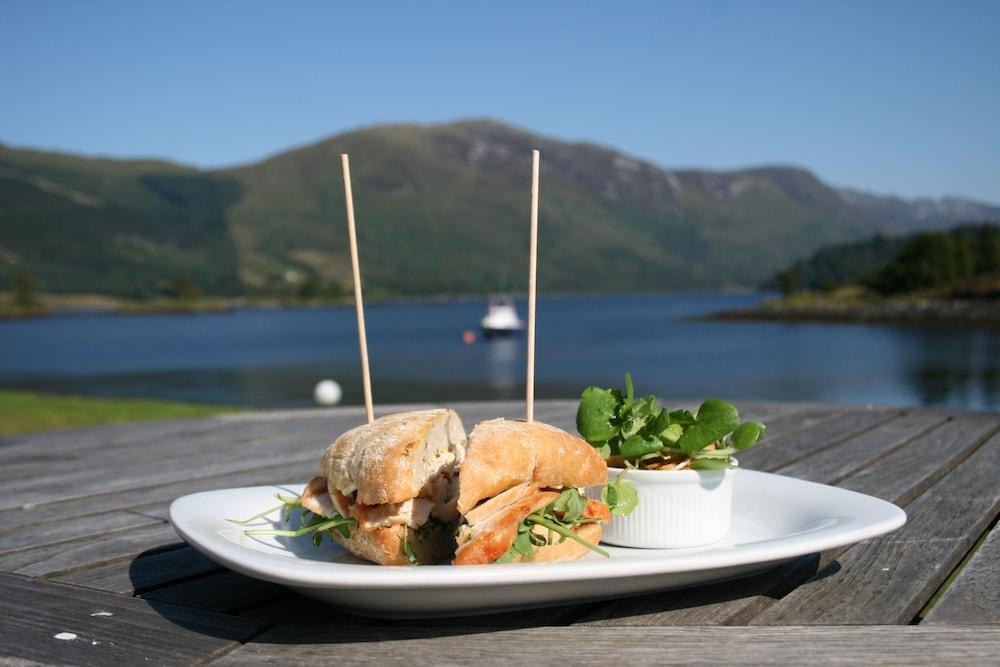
2;1;999;203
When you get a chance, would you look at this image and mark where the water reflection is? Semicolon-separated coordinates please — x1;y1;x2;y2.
1;294;998;410
906;332;1000;409
485;338;520;392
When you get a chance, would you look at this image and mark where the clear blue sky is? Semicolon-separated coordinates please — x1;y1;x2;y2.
2;1;998;202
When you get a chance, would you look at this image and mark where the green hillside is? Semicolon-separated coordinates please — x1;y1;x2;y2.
2;119;976;298
0;146;242;298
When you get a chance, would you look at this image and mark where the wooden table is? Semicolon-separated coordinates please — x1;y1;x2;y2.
1;399;998;665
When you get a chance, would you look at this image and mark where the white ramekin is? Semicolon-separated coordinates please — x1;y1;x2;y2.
590;466;736;548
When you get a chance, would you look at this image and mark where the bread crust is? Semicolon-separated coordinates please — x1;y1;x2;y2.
457;419;608;514
453;488;611;565
322;409;465;506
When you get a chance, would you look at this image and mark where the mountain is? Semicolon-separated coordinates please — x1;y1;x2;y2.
0;146;243;298
1;120;996;298
836;187;1000;233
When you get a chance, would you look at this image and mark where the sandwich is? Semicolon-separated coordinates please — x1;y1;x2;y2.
452;418;611;565
298;408;466;565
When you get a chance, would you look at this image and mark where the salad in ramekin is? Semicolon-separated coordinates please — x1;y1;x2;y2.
577;374;765;548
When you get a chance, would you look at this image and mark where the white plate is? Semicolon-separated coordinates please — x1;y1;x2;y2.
169;470;905;618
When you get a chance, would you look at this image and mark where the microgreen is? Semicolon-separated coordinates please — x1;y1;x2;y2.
576;373;766;470
229;492;356;546
401;532;420;565
494;489;609;563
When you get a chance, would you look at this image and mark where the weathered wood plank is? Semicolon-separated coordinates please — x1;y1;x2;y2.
749;429;1000;625
0;425;327;497
0;524;183;578
840;413;1000;506
0;458;320;530
734;404;845;444
775;411;947;484
738;407;900;472
0;448;320;512
924;524;1000;625
53;545;223;595
243;592;601;630
578;554;823;626
139;570;288;614
0;572;264;667
213;625;1000;665
0;511;164;556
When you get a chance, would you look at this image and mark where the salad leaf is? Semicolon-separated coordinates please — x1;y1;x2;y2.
601;474;638;516
575;374;766;470
620;434;662;459
677;399;741;456
659;422;684;444
732;421;766;450
550;488;587;523
576;387;619;443
689;457;734;471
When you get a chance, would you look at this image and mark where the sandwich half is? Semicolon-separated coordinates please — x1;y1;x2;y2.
453;419;610;565
300;408;466;565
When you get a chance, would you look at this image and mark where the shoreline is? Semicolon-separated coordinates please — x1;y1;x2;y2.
703;297;1000;331
1;288;765;320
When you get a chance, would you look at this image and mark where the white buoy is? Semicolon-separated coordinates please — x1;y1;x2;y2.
313;379;343;406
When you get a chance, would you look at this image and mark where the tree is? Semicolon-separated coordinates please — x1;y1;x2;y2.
170;275;202;302
776;268;800;296
13;270;41;309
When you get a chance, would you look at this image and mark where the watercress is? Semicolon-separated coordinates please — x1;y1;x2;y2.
601;471;639;516
577;373;765;470
494;488;609;563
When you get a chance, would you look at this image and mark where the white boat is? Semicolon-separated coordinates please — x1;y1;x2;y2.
480;298;524;338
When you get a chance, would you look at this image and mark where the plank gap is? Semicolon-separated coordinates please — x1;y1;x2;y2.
31;533;192;581
916;512;1000;624
825;416;951;487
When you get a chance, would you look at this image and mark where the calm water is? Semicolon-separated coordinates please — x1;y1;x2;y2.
1;294;998;410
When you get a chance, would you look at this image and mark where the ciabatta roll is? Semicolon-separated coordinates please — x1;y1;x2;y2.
303;409;466;565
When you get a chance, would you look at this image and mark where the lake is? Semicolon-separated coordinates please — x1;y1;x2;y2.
1;293;998;411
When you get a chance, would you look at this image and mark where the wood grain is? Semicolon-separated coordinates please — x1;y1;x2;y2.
578;554;822;626
0;572;263;666
0;511;165;555
749;429;1000;625
214;624;1000;665
738;407;898;472
775;411;947;484
0;459;319;529
53;545;223;595
140;570;288;614
839;413;1000;506
0;524;183;578
924;525;1000;625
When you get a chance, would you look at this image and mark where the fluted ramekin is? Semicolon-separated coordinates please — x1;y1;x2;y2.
591;466;736;548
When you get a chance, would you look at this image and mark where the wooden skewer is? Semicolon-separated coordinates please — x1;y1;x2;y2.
526;149;540;423
341;153;374;424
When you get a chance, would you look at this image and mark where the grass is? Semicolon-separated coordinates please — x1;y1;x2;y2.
0;390;244;437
